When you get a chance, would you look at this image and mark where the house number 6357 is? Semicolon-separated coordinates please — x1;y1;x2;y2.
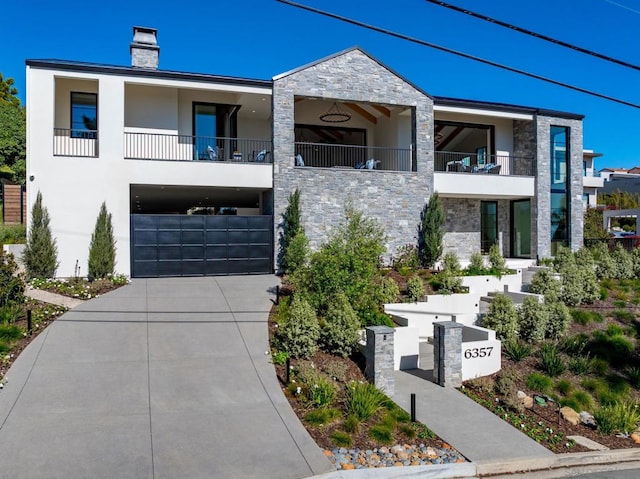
464;347;493;359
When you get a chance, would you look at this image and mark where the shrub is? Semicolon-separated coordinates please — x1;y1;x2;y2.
0;324;23;340
528;269;561;301
109;273;128;286
559;333;589;356
359;309;395;328
282;230;309;276
627;366;640;389
481;294;518;342
594;244;618;279
418;192;444;269
0;223;26;245
275;296;320;359
343;414;360;433
503;339;532;362
488;243;506;275
555;379;573;396
0;250;24;306
442;251;461;275
538;342;566;377
612;309;635;323
632;248;640;277
304;408;341;426
88;202;116;280
571;390;594;411
437;270;463;294
594;401;640;434
569;354;594;375
331;431;353;447
23;191;58;279
345;382;386;421
553;245;576;273
496;370;517;397
320;293;361;357
612;245;634;280
392;244;420;272
589;330;634;367
545;299;571;340
298;205;386;314
369;425;393;444
466;252;486;275
323;360;348;383
377;277;400;304
518;297;548;343
525;373;553;394
406;275;425;302
561;264;599;306
0;302;23;324
570;309;603;325
306;375;338;408
271;350;289;366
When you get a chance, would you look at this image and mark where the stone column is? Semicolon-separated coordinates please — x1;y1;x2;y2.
433;321;464;388
364;326;395;395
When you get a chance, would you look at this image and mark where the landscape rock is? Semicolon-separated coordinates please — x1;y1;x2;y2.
580;411;596;428
560;406;581;426
631;432;640;444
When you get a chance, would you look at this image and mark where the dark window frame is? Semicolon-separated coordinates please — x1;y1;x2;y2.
550;126;571;253
480;200;498;254
70;91;97;139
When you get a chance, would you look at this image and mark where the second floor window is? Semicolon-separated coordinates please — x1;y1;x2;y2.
71;92;97;139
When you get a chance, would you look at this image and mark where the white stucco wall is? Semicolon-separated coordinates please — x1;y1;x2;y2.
27;67;273;278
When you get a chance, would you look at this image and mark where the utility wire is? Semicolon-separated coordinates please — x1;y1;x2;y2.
425;0;640;72
604;0;640;16
276;0;640;110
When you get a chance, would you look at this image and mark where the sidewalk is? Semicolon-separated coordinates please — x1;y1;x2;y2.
392;342;551;462
25;286;85;309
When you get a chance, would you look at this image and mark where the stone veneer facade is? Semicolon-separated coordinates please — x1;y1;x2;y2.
272;49;433;266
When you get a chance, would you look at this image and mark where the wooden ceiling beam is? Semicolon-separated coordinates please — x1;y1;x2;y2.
437;126;464;150
372;105;391;117
344;103;377;124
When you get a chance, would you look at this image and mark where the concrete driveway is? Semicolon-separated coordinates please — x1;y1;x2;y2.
0;276;333;479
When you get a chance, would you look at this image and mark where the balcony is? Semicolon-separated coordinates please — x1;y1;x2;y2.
294;142;414;172
434;151;535;199
583;174;604;189
124;133;272;163
435;151;535;177
53;128;99;157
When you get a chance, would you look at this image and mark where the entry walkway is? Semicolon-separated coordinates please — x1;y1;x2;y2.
392;342;552;462
0;276;334;479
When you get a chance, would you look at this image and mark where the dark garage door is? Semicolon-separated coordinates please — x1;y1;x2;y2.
131;214;273;277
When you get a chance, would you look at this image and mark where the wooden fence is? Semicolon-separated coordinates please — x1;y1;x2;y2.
1;183;26;224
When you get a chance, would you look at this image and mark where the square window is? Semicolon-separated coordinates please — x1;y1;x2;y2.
71;92;97;139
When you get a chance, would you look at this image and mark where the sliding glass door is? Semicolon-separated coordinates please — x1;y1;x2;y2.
511;199;531;258
192;103;238;160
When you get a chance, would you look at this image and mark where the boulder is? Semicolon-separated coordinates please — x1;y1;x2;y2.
561;406;581;426
580;411;597;428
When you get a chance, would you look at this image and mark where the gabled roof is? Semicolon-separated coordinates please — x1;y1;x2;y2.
272;46;432;98
26;59;272;89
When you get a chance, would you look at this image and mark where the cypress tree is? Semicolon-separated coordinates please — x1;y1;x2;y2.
88;202;116;279
418;192;445;269
23;191;58;279
279;188;302;273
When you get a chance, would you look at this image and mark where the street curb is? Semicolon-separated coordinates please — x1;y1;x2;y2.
305;462;477;479
475;448;640;476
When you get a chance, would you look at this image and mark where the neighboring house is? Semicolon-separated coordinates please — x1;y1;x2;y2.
26;27;585;278
582;150;604;208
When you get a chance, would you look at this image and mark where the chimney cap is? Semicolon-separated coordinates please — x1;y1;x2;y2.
131;26;158;46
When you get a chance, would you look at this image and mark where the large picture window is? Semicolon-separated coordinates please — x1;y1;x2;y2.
71;92;97;139
550;126;570;254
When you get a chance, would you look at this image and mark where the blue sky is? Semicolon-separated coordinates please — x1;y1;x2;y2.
2;0;639;169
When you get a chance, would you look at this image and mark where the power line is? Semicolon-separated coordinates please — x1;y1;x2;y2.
276;0;640;110
425;0;640;72
604;0;640;16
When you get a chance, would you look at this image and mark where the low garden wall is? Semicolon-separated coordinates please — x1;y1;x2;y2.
461;272;523;296
461;325;501;381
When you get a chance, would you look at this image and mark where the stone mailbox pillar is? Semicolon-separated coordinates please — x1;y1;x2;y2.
433;321;463;388
365;326;395;395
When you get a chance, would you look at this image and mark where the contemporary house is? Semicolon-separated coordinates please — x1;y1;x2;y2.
26;27;585;278
582;150;604;208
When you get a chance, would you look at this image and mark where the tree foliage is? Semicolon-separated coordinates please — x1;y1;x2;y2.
23;191;58;279
279;188;303;274
0;73;25;183
88;202;116;279
418;192;444;269
320;293;361;357
482;293;518;342
583;208;609;240
275;295;320;359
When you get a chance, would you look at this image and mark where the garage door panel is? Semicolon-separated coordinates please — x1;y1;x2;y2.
157;246;182;260
157;217;181;229
131;214;272;278
181;230;204;244
158;231;181;244
134;246;157;261
228;245;249;259
182;246;204;260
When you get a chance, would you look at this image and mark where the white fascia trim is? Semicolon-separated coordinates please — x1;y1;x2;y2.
434;105;533;120
123;76;273;95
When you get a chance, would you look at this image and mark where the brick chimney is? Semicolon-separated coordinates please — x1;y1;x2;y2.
130;26;159;69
